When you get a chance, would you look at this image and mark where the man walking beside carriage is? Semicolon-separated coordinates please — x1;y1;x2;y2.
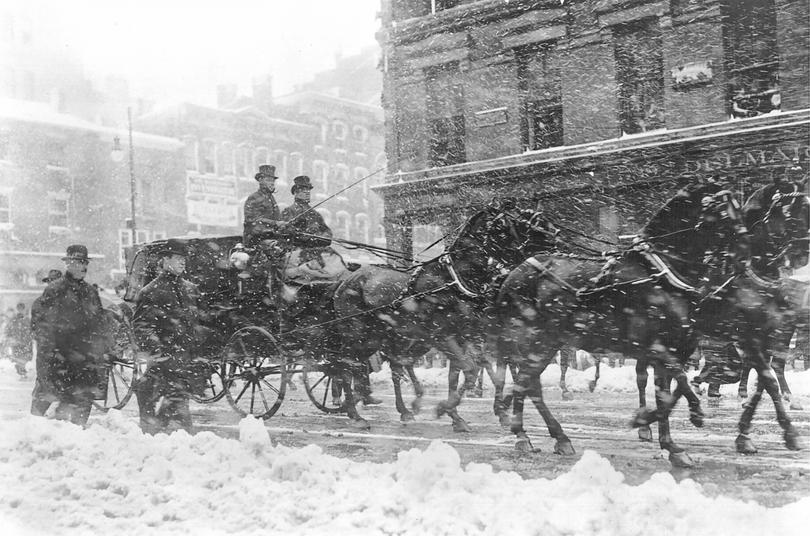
133;239;209;435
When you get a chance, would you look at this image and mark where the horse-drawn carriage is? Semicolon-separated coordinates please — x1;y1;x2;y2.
95;235;364;419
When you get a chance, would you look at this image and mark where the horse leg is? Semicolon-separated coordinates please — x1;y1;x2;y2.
771;355;801;410
436;337;473;432
558;346;574;400
390;362;413;422
405;364;424;414
736;360;800;453
525;371;574;455
491;356;511;427
510;376;535;452
338;368;369;430
738;365;752;400
630;359;653;442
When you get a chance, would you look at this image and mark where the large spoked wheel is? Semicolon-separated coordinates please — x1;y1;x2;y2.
302;365;346;414
93;321;145;411
191;360;229;404
222;326;287;419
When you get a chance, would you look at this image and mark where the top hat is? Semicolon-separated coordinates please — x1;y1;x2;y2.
42;269;63;283
62;244;90;262
255;164;278;181
291;175;313;194
153;238;188;257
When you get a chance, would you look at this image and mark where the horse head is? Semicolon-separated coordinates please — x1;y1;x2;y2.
743;181;810;276
639;182;747;286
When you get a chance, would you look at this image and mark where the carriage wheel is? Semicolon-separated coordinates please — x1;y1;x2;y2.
191;361;228;404
93;322;145;411
302;365;346;414
222;326;287;419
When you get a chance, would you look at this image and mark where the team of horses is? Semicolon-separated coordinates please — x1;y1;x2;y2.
275;177;808;468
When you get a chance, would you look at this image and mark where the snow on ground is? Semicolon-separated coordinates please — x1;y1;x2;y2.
1;357;808;535
0;410;807;536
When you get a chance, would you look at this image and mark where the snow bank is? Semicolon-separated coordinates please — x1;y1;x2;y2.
0;412;805;536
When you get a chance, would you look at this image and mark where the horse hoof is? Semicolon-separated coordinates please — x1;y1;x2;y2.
411;398;423;415
735;434;757;455
453;419;471;433
498;413;511;428
350;418;371;430
435;402;448;419
668;451;695;468
554;437;575;456
588;380;597;393
785;428;802;451
629;408;656;428
738;392;748;400
638;426;653;442
515;438;535;453
400;411;415;423
689;407;705;428
561;391;574;401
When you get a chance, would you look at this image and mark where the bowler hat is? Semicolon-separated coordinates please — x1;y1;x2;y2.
153;238;188;257
62;244;90;262
42;269;63;283
255;164;278;181
291;175;313;194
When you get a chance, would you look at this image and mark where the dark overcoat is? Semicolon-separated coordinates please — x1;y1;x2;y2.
243;187;283;246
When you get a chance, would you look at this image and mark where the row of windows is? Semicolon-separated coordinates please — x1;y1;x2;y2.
327;121;369;143
403;1;780;167
118;228;166;269
314;208;385;244
0;191;71;230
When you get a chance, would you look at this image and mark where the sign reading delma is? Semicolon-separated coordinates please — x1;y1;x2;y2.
186;175;240;228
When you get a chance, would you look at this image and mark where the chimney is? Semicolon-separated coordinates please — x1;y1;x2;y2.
217;84;238;109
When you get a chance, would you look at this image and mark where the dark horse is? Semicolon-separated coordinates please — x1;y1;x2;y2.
494;183;758;467
331;200;560;430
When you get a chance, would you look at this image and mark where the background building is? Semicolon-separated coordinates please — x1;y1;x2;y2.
376;0;810;258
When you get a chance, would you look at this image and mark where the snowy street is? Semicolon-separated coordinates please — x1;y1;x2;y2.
1;358;808;535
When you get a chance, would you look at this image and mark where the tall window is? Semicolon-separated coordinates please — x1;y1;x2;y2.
235;145;248;177
254;147;269;171
426;62;465;167
313;160;329;195
183;137;198;171
355;213;370;243
336;211;351;240
614;18;665;134
722;0;779;118
335;164;350;199
48;195;69;228
273;150;288;184
220;142;234;176
202;140;216;174
517;42;563;151
289;152;304;176
0;191;10;225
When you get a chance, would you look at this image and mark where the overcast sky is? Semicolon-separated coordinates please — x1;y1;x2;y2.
22;0;381;105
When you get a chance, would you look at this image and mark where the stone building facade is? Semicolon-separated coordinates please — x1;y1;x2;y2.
375;0;809;258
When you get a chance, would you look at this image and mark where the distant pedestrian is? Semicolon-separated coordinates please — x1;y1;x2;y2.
5;302;32;379
30;248;106;426
133;239;208;434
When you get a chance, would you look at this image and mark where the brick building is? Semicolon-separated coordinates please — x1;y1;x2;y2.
0;99;185;310
375;0;810;257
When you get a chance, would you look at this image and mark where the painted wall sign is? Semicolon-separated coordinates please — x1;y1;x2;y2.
685;144;809;174
474;107;508;128
670;61;713;88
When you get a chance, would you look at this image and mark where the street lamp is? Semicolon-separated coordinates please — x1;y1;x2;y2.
110;107;137;237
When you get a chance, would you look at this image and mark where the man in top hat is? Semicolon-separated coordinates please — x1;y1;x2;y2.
280;175;332;248
243;164;290;248
30;245;106;425
132;238;208;434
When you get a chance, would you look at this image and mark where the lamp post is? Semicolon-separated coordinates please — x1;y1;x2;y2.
111;106;137;239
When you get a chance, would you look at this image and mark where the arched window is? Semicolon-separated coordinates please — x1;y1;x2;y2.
254;147;269;170
355;167;370;200
352;125;368;142
289;152;304;176
312;160;329;197
183;136;198;171
273;150;288;185
220;142;235;176
374;224;386;246
335;164;350;199
332;120;347;141
335;210;351;240
201;139;216;174
355;213;370;243
235;144;249;178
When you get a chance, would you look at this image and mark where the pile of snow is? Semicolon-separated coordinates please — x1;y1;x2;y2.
0;412;805;535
